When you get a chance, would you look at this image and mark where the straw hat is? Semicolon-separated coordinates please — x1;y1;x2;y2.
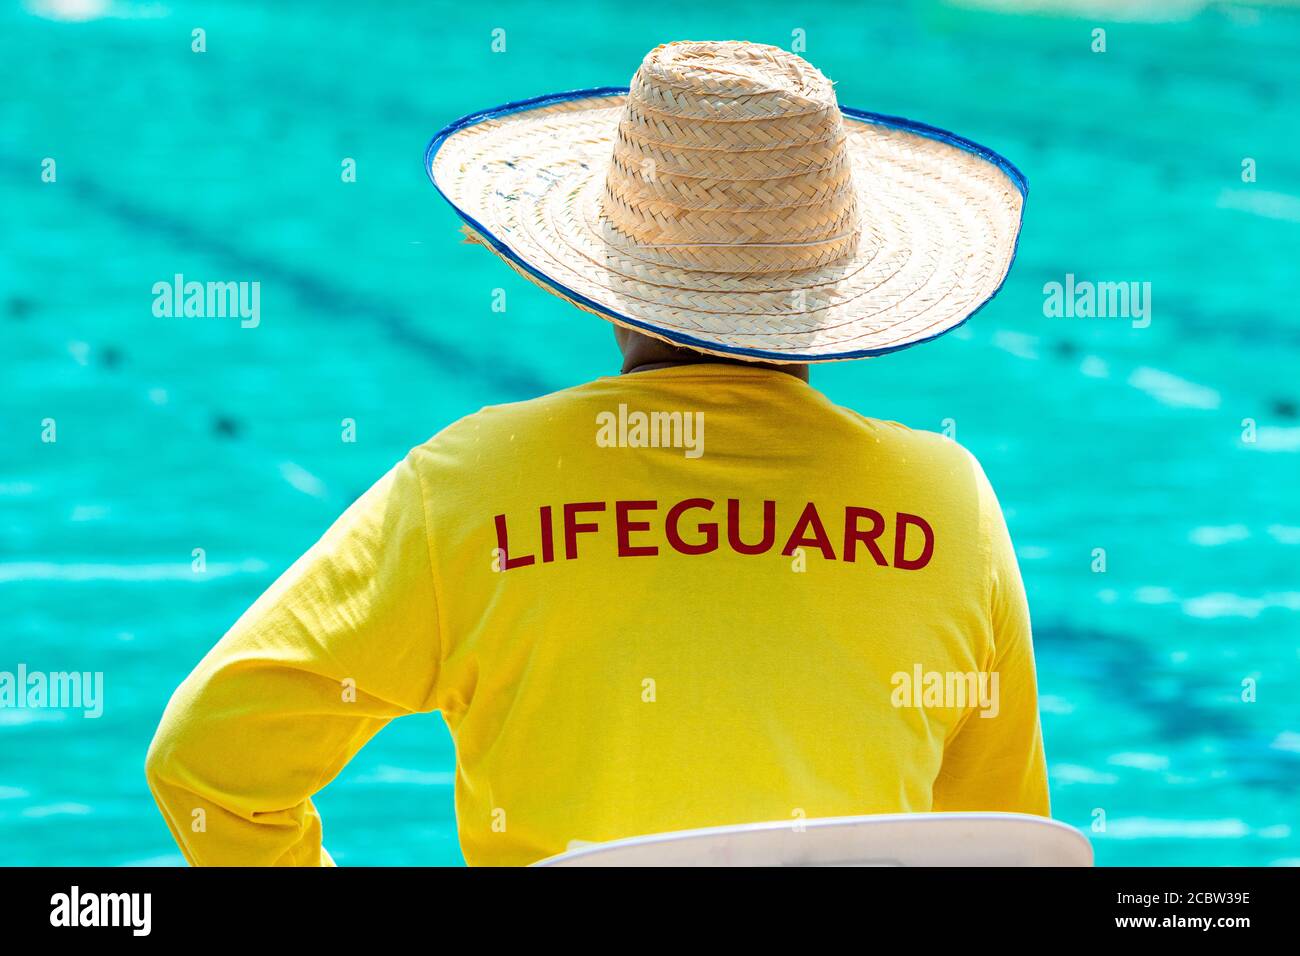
425;40;1026;363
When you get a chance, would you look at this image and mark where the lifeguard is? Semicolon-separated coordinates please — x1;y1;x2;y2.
493;498;935;570
146;41;1045;870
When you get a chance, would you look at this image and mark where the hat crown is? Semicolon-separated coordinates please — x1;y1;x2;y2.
602;41;861;275
638;40;836;109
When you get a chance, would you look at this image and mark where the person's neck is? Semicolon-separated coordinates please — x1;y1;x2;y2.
619;338;809;383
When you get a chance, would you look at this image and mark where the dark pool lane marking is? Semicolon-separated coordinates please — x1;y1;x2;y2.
3;155;553;399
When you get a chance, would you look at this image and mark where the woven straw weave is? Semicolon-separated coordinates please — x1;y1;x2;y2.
429;40;1024;362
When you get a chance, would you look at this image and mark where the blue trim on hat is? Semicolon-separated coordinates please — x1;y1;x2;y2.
422;87;1028;363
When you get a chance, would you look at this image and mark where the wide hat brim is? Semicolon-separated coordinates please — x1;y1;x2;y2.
425;87;1027;363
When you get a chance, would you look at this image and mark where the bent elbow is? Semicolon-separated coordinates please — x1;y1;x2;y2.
144;689;195;800
144;716;178;798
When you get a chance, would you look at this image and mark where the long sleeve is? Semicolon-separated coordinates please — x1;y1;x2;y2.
145;452;441;865
931;462;1049;816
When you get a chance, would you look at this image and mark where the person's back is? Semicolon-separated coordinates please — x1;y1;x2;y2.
146;39;1047;866
427;365;1046;863
147;364;1047;866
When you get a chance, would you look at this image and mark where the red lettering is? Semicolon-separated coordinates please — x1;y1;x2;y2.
781;502;836;559
493;513;535;570
727;498;776;554
539;505;555;563
501;501;934;571
894;512;934;570
616;500;659;557
563;501;606;560
666;498;717;554
843;506;888;565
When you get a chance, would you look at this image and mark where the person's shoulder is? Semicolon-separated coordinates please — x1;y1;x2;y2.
408;380;608;459
834;404;982;469
830;404;999;515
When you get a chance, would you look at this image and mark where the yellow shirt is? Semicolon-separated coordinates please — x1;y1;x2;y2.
146;364;1048;866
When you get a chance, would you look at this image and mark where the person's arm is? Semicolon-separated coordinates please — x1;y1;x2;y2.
145;452;441;865
931;460;1049;816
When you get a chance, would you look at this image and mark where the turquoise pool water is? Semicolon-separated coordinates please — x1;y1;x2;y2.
2;0;1298;866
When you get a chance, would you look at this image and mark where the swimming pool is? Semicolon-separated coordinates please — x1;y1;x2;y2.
2;0;1298;865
